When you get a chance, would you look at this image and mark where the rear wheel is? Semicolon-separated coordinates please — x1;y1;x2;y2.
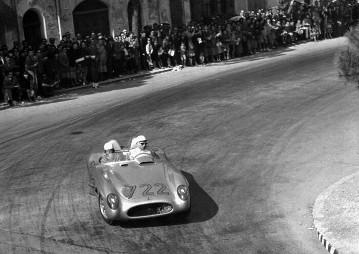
98;194;115;225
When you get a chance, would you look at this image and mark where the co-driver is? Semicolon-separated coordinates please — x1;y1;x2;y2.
100;141;123;163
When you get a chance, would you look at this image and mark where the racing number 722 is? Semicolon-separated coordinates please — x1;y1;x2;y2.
139;183;170;196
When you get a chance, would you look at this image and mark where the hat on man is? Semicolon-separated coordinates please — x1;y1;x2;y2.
136;135;147;142
104;142;114;150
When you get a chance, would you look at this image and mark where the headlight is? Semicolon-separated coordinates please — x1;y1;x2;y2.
107;193;119;210
177;185;189;201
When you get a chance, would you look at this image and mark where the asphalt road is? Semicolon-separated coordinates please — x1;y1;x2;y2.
1;37;357;254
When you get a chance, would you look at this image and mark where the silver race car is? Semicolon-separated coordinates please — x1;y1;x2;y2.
87;140;191;225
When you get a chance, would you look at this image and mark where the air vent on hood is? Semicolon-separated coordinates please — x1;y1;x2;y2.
139;161;154;165
135;154;155;165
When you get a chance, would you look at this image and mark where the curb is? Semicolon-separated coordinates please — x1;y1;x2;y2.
313;172;359;254
54;67;173;95
0;68;173;111
316;231;339;254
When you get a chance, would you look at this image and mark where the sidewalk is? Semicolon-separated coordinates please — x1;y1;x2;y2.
313;172;359;254
0;67;174;111
53;67;174;94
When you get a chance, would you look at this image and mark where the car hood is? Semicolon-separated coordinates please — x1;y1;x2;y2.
111;163;168;184
108;162;180;199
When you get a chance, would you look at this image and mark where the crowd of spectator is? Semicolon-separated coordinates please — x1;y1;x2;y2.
0;0;357;106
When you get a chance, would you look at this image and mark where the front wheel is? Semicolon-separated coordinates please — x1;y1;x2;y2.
98;194;115;225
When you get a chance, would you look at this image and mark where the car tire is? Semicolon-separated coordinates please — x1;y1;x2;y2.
98;194;115;225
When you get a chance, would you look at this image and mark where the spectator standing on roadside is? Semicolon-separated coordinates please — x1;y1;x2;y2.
210;26;218;61
203;25;212;63
58;46;70;88
168;33;177;67
113;36;122;76
139;32;148;70
302;16;311;40
131;36;141;73
78;41;90;85
195;28;205;64
216;26;223;61
152;39;162;69
97;38;108;81
19;70;34;101
180;41;187;67
119;35;128;75
68;42;81;87
25;47;39;96
229;25;237;58
3;71;17;106
267;19;277;48
126;41;136;74
161;35;170;68
105;38;115;79
186;26;196;66
35;49;45;95
12;50;21;73
3;54;16;73
241;18;250;55
145;37;154;69
18;50;27;75
222;29;230;60
88;39;99;85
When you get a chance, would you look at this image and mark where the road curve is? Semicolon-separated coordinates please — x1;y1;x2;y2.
1;38;357;254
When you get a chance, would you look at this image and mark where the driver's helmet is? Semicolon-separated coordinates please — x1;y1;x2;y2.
104;142;114;151
130;135;147;149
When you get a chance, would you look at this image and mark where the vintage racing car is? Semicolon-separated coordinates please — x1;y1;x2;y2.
87;140;191;225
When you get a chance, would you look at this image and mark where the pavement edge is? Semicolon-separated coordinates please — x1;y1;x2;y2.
313;172;359;254
316;230;339;254
0;68;173;111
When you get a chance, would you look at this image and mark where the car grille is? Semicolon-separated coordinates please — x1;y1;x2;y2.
127;203;173;217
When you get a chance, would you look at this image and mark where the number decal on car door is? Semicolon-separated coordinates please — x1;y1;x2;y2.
155;183;170;195
140;184;154;196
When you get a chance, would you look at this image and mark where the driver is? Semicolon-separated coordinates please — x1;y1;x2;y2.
100;141;123;163
129;135;152;159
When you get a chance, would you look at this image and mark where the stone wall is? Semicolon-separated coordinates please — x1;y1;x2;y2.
0;0;19;47
9;0;172;44
16;0;58;42
1;0;279;48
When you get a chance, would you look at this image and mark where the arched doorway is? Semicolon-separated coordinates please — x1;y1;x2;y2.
73;0;109;37
0;18;5;47
23;9;42;48
127;0;142;36
170;0;184;28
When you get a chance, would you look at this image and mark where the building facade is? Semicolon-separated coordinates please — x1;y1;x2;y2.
0;0;281;48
